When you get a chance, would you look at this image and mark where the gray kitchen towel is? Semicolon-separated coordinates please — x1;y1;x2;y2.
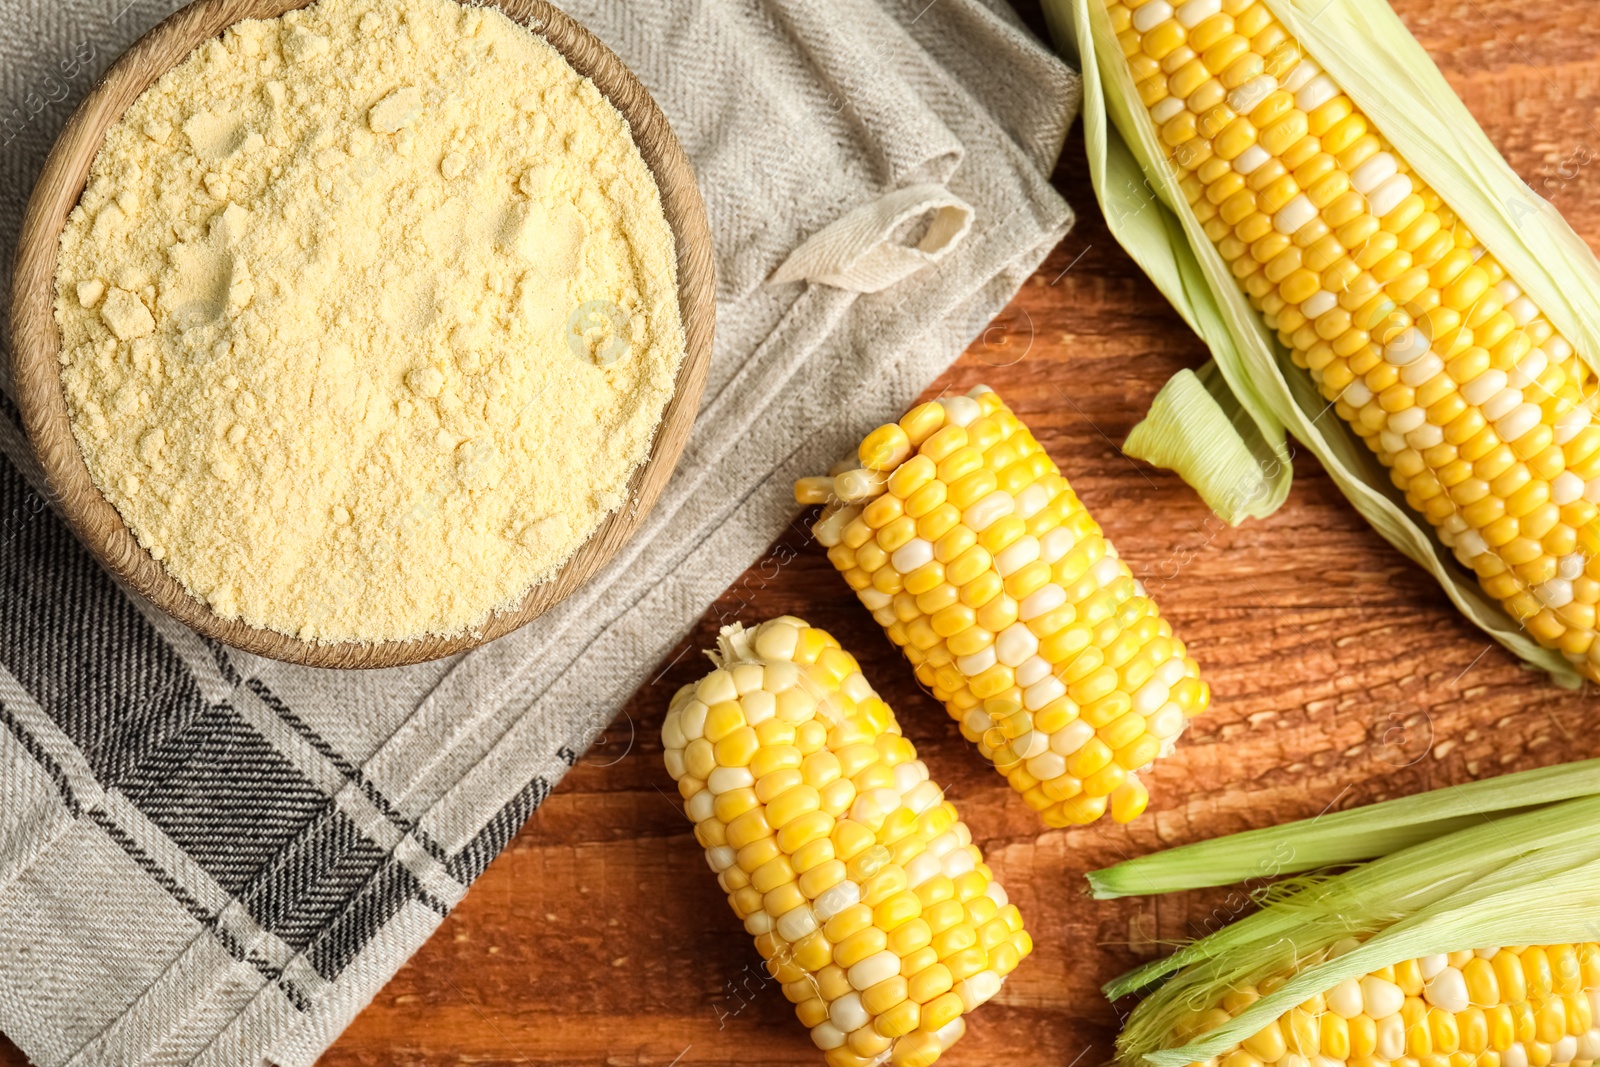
0;0;1078;1063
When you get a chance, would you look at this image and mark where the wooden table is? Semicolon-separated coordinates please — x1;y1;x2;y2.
8;0;1600;1063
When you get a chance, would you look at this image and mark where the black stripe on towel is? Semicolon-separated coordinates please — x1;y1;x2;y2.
447;776;551;883
0;453;448;988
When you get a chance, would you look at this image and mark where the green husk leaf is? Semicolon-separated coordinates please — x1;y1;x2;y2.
1102;790;1600;1001
1041;0;1594;687
1137;853;1600;1067
1123;364;1287;524
1088;758;1600;901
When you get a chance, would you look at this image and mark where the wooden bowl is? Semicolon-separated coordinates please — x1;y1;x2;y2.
9;0;714;669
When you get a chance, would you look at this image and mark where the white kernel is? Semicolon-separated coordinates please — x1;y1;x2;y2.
1576;1031;1600;1061
1455;530;1488;561
1387;408;1426;434
1232;144;1270;175
1495;402;1542;442
1295;73;1339;111
707;766;754;794
1399;352;1444;388
1091;555;1124;587
956;646;998;676
685;791;715;824
811;1023;847;1051
1509;348;1548;390
1502;1043;1529;1067
1015;482;1051;519
905;779;944;813
776;903;818;941
743;910;772;935
1555;406;1591;444
1301;290;1338;318
1131;0;1174;32
1146;703;1186;740
663;748;686;779
1025;751;1067;781
1418;954;1448;980
1013;729;1049;760
1548;336;1574;360
1554;472;1585;506
1024;675;1067;711
1175;0;1220;25
1019;583;1067;620
1368;173;1414;217
814;882;863;922
1363;976;1405;1020
1375;1015;1406;1060
1552;1037;1579;1066
925;831;960;858
984;881;1007;908
1508;296;1540;326
964;491;1014;531
679;699;709;740
904;850;942;888
1039;526;1074;563
994;535;1040;577
1274;194;1318;235
1049;719;1096;755
1283;58;1321;93
1383;327;1429;366
1462;369;1509;406
1495;279;1522;302
1227;75;1277;114
996;623;1039;666
1377;430;1407;455
1481;387;1524;421
1423;965;1468;1011
1133;677;1170;715
1015;654;1053;687
1341;380;1374;406
1536;578;1574;609
942;395;981;428
1327;978;1364;1019
1152;97;1187;123
1439;514;1469;538
705;845;737;872
956;971;1003;1012
860;590;894;614
1404;423;1444;450
1561;552;1586;581
1156;657;1187;686
941;846;976;878
1351;152;1399;195
891;537;934;573
830;991;869;1032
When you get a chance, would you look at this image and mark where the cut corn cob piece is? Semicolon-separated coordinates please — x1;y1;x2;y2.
1101;0;1600;681
661;618;1030;1067
796;386;1210;827
1167;938;1600;1067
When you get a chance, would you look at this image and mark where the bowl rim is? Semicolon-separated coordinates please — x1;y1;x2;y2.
7;0;715;669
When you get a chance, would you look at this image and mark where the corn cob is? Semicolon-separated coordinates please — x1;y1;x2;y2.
1101;0;1600;680
1168;939;1600;1067
794;385;1210;828
661;618;1030;1067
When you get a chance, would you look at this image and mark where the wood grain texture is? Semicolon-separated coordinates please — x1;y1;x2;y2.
5;0;715;669
6;0;1600;1063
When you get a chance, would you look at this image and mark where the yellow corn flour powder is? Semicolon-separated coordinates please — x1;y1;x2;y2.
54;0;684;642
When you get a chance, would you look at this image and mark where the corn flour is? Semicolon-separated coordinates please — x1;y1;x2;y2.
54;0;685;642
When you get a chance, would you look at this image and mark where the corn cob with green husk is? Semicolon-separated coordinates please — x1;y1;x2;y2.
794;386;1210;828
1061;0;1600;685
1088;760;1600;1067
